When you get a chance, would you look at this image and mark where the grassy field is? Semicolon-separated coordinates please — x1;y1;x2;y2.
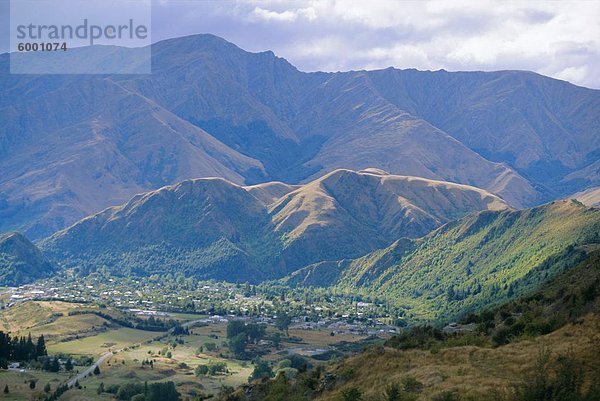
49;327;254;400
0;301;76;333
0;301;126;343
287;328;366;347
0;301;377;400
0;370;72;401
46;320;373;399
49;328;162;356
166;312;208;321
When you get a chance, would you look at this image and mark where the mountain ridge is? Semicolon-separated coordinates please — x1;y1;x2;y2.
1;33;598;238
40;169;509;282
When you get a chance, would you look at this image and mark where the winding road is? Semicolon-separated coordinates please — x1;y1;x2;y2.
67;351;113;387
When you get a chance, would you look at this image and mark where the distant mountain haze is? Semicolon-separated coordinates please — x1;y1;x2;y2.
1;34;598;239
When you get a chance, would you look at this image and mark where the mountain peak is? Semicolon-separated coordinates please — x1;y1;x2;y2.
153;33;241;50
1;34;598;239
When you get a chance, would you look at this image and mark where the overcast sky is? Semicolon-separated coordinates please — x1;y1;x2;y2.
2;0;599;88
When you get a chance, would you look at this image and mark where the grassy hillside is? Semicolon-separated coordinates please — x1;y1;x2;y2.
0;232;54;286
287;200;600;321
218;321;600;400
271;168;508;272
40;169;507;282
244;181;300;204
316;249;600;401
227;250;600;401
314;317;600;401
462;247;600;346
573;186;600;207
41;178;282;283
0;300;145;344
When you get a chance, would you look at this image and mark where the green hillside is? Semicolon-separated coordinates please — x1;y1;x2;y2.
0;232;55;286
463;247;600;346
40;178;283;283
286;200;600;321
40;169;507;283
234;249;600;401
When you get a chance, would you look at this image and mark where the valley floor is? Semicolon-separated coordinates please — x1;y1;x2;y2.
0;299;378;400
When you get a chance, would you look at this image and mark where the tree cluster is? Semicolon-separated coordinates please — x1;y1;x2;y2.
226;320;266;358
100;380;180;401
0;331;47;367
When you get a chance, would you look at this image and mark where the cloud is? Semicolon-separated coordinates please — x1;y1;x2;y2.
8;0;593;87
250;7;298;22
249;6;316;22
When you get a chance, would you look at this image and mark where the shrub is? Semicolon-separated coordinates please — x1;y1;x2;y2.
195;364;209;376
401;376;424;393
340;386;362;401
249;358;273;382
278;367;298;379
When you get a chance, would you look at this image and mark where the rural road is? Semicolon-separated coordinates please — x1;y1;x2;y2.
67;351;113;387
66;317;207;387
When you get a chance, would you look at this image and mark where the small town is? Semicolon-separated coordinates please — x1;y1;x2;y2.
1;270;400;340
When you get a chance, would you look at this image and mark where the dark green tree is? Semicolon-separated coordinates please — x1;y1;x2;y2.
146;381;180;401
195;364;209;376
275;312;292;336
44;357;60;372
228;333;248;358
36;334;47;357
249;358;273;382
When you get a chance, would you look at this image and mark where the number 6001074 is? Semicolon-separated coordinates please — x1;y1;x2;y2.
17;42;67;51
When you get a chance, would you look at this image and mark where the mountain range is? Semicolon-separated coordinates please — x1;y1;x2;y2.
40;168;508;282
1;34;599;239
34;167;600;321
33;173;600;322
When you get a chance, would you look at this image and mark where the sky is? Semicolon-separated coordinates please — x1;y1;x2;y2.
2;0;599;89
